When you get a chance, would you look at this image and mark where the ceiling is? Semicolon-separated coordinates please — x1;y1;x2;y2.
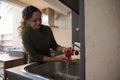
19;0;50;10
3;0;71;15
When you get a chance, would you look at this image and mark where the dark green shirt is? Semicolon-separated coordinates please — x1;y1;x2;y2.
22;25;58;63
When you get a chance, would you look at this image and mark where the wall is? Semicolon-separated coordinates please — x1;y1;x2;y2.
12;6;23;48
0;2;16;34
52;13;72;47
12;12;72;48
0;1;72;49
85;0;120;80
0;1;23;49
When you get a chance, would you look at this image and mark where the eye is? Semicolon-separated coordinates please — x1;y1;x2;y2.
31;18;41;22
32;19;37;22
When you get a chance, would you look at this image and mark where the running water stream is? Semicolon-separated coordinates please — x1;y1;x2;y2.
66;63;69;80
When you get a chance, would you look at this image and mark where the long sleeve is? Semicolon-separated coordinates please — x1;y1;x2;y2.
49;27;59;50
22;25;59;63
22;32;44;63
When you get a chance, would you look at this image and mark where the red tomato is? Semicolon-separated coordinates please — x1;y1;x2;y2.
65;50;71;59
75;50;79;55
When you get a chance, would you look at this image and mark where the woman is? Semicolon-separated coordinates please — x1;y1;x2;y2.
18;5;72;64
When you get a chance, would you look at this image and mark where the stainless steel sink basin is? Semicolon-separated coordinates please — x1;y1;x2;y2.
22;61;80;80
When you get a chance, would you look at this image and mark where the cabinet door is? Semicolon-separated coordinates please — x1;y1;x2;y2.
72;11;79;43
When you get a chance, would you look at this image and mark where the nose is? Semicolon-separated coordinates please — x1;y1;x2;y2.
37;19;41;25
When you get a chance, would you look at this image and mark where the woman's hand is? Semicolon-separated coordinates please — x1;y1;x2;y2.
57;46;73;53
55;56;71;63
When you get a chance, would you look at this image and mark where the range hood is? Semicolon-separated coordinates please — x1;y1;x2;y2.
42;8;58;28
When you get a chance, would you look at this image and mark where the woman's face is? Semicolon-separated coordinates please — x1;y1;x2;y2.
27;11;42;30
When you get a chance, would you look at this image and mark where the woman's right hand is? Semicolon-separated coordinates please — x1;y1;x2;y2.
55;56;71;63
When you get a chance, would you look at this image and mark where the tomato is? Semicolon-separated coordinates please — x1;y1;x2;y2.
65;50;71;59
75;50;79;55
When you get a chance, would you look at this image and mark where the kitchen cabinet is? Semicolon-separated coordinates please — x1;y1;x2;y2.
72;11;79;44
59;0;85;80
0;53;23;80
59;0;79;14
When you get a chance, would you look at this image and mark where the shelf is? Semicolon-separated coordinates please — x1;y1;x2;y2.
0;34;13;50
0;39;12;41
0;45;13;47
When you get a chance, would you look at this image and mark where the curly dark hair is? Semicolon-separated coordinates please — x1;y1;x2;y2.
18;5;42;36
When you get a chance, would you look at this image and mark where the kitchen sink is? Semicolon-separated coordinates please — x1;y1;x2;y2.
22;61;80;80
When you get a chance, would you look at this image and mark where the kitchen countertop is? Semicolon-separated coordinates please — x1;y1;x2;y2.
0;53;23;62
0;53;24;80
